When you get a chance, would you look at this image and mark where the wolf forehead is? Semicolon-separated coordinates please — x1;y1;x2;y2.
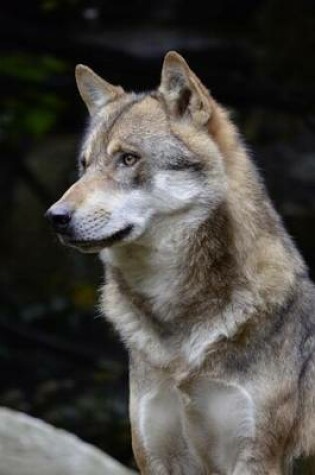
80;92;215;172
81;94;180;159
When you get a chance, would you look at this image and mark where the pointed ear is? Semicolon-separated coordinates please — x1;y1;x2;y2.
159;51;211;126
75;64;124;115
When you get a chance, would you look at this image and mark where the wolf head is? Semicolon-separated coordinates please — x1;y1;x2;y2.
46;52;229;253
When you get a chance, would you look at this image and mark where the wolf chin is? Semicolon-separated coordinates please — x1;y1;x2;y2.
46;52;315;474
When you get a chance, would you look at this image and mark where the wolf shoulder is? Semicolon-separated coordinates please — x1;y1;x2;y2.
294;277;315;425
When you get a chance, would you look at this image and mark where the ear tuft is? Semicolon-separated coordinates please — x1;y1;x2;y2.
159;51;211;126
163;51;188;68
160;52;189;97
75;64;124;115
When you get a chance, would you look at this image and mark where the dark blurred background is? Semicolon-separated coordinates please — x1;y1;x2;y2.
0;0;314;471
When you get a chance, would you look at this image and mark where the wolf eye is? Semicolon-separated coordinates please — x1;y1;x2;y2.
120;152;140;167
80;156;87;170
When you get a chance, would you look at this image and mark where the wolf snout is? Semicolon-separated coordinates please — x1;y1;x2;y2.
45;203;72;234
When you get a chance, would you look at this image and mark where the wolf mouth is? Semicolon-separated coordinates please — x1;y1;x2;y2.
65;224;134;250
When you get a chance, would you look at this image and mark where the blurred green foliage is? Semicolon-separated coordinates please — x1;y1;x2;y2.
0;53;67;139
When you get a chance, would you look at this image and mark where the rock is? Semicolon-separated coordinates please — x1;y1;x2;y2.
0;407;136;475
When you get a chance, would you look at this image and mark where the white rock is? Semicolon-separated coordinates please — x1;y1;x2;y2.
0;407;136;475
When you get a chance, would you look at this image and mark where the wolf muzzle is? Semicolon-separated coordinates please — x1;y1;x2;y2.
45;203;73;235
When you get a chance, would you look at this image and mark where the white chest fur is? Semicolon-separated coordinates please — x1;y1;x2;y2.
137;376;255;474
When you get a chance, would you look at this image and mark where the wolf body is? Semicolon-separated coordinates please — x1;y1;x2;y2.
46;52;315;474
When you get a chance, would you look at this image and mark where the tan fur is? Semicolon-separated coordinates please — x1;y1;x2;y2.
47;52;315;474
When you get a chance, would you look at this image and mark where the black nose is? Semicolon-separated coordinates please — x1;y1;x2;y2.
45;204;72;234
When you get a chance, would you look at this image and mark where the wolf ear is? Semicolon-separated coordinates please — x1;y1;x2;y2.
159;51;211;126
75;65;124;115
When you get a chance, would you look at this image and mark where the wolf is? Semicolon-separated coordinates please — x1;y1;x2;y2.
46;51;315;474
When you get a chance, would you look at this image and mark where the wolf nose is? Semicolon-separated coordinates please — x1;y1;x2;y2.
45;204;72;234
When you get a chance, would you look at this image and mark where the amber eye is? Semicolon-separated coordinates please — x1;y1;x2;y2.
120;152;140;167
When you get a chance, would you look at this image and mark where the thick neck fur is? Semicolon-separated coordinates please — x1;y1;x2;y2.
102;103;306;369
106;205;234;318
